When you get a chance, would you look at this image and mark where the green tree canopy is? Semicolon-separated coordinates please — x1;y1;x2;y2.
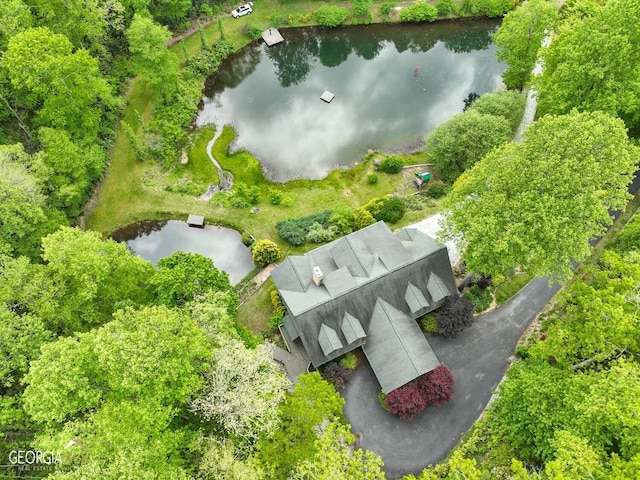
1;27;114;141
492;0;558;90
440;110;638;280
425;109;512;183
126;14;178;93
467;89;527;132
535;0;640;128
0;148;48;258
151;251;233;308
41;227;155;332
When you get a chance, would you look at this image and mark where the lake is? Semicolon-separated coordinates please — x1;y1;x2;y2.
196;19;505;181
111;220;255;285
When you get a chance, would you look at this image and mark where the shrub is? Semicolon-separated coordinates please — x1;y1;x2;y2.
268;13;282;27
352;207;376;230
378;391;388;410
353;0;373;17
385;382;428;420
436;0;456;16
241;232;255;247
462;284;493;313
328;204;354;234
315;6;349;27
379;156;403;174
247;25;263;40
367;173;378;185
376;197;405;224
425;183;449;199
418;365;454;406
435;295;474;338
252;240;281;267
305;222;338;243
270;289;286;316
269;188;284;205
268;311;284;330
420;314;439;334
399;2;438;22
275;210;333;246
229;182;260;207
322;362;349;389
281;195;294;207
339;352;358;370
380;1;396;16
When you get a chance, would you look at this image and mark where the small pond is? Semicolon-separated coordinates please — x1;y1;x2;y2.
196;19;505;181
111;220;255;285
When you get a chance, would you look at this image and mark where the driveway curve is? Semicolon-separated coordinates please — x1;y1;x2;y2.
342;276;561;479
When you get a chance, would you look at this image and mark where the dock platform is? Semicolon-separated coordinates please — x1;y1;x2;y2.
186;214;205;228
262;28;284;47
320;91;335;103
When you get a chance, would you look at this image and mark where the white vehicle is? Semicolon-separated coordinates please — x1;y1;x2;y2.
231;2;253;18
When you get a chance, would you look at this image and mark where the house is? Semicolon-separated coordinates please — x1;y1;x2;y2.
271;221;457;394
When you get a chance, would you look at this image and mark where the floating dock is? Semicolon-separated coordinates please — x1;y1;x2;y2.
320;91;335;103
262;28;284;47
186;214;205;228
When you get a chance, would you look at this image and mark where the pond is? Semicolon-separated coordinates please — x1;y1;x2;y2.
196;19;505;181
111;220;255;285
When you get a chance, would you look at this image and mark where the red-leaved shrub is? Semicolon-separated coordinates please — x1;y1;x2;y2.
418;365;454;406
384;382;427;420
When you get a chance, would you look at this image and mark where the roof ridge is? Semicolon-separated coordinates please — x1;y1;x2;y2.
378;299;420;375
345;235;371;277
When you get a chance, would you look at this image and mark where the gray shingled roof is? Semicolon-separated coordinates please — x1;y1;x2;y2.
271;221;457;389
341;312;366;344
363;298;441;393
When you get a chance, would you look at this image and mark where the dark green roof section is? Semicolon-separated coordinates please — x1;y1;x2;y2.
324;266;358;297
318;324;343;356
427;272;450;304
363;298;440;394
341;312;366;345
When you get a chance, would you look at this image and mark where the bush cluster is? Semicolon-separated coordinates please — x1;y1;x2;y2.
463;284;494;313
460;0;512;18
339;352;358;370
384;365;454;419
322;362;349;389
379;156;404;174
435;295;475;337
363;196;406;224
275;210;333;245
251;240;281;268
436;0;456;16
270;289;287;316
228;182;260;208
399;2;439;22
315;6;349;27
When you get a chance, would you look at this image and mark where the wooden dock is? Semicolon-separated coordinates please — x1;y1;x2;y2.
262;28;284;47
320;91;335;103
186;214;205;228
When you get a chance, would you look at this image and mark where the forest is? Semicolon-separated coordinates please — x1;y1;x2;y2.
1;0;639;478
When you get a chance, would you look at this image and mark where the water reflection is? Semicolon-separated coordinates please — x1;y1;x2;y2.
197;19;504;181
111;220;254;285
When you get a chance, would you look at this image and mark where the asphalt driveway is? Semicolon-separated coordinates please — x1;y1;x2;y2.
342;276;561;479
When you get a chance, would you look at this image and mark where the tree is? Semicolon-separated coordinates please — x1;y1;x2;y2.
545;430;604;479
195;437;267;480
385;382;428;420
435;296;474;338
257;372;346;477
440;111;638;280
126;14;178;93
425;110;512;183
0;148;48;258
189;339;290;443
35;127;106;217
151;251;233;308
252;239;281;267
41;227;155;332
492;0;558;90
0;0;32;50
1;27;113;141
467;89;527;132
23;305;211;425
290;422;385;480
535;0;640;129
